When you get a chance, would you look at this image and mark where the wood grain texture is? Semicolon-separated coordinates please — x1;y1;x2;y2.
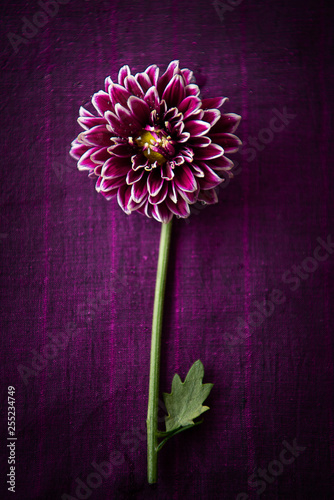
0;0;333;498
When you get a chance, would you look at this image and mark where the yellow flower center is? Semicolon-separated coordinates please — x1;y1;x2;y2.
135;129;170;165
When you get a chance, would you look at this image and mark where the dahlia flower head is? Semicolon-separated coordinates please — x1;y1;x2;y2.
70;60;241;223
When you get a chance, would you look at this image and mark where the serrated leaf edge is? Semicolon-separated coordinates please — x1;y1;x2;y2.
162;360;214;433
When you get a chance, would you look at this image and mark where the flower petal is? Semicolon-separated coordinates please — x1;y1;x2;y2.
152;203;174;223
104;76;113;93
165;195;190;218
127;96;151;125
157;60;180;95
118;65;131;86
78;115;107;130
190;109;204;120
185;84;200;97
162;74;185;108
93;164;102;176
99;186;118;199
194;143;224;160
177;132;191;143
77;147;99;170
181;68;194;85
117;183;132;213
201;97;228;109
174;163;198;192
161;161;174;180
127;195;147;212
109;83;132;109
189;136;212;147
145;64;159;86
179;146;194;162
178;96;202;119
164;107;179;122
131;153;149;171
105;110;130;137
208;133;242;152
210;155;234;171
107;142;133;158
170;157;181;169
70;140;90;160
131;175;148;203
190;162;205;177
92;91;112;116
171;120;184;137
135;72;152;93
95;175;101;190
90;147;110;164
78;125;111;147
210;113;242;134
202;109;221;127
147;168;164;196
148;109;157;126
114;103;142;133
124;75;144;98
136;200;153;219
148;181;168;204
101;156;131;178
126;168;145;185
197;189;218;204
79;106;94;118
176;186;199;204
159;99;167;116
184;120;211;137
144;86;160;111
196;161;223;189
168;181;177;203
100;176;126;192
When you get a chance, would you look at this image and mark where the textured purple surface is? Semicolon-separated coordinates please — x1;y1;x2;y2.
1;1;333;499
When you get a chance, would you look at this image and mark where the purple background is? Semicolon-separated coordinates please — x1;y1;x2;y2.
1;1;333;499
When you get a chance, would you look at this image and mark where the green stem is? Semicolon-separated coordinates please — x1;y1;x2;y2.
146;219;173;484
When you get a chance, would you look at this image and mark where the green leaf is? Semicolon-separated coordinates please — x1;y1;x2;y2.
163;360;213;433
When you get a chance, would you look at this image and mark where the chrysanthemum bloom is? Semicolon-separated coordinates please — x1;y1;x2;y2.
70;60;241;223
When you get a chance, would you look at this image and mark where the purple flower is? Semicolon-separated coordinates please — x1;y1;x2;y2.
70;60;241;223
